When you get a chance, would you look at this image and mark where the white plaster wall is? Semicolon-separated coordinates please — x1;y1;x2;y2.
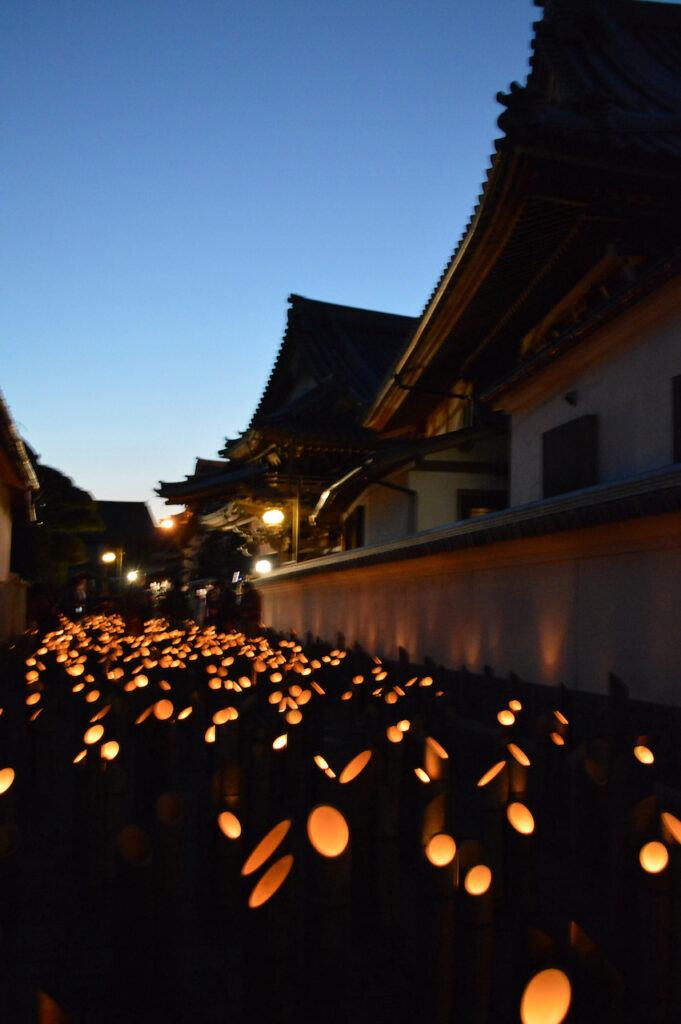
355;472;412;546
259;513;681;705
509;314;681;505
0;478;12;582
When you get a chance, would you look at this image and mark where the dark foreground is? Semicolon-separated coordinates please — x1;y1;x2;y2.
1;615;680;1023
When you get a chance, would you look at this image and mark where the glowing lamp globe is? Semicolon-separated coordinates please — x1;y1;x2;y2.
262;508;285;526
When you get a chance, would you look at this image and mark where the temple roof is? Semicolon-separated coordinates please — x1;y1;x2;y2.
0;389;38;493
366;0;681;433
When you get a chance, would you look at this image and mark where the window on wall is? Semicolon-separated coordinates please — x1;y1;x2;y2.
342;505;365;550
458;490;507;520
673;375;681;463
542;414;598;498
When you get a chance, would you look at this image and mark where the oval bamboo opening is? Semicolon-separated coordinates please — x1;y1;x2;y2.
425;833;456;867
84;724;104;745
497;709;515;726
477;760;506;787
414;767;431;783
101;741;119;761
507;743;531;767
661;811;681;845
242;819;292;876
520;968;571;1024
339;749;372;784
248;853;294;909
218;811;242;839
509;699;522;712
426;736;449;760
634;745;654;765
306;805;349;858
640;840;669;874
464;864;492;895
507;802;535;834
273;733;288;750
386;726;403;743
154;699;174;721
0;767;15;794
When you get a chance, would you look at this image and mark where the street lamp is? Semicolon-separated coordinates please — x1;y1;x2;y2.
261;493;300;562
159;518;174;530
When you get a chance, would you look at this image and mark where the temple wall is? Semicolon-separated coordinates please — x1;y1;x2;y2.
0;478;11;582
258;510;681;706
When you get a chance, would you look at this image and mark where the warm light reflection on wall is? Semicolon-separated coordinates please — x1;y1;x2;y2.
425;833;456;867
639;840;669;873
306;805;349;857
248;854;294;908
520;968;571;1024
242;819;292;876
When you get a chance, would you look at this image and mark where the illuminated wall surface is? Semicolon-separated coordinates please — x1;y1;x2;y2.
2;612;681;1022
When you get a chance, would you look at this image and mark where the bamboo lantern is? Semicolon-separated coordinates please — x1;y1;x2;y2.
455;839;494;1024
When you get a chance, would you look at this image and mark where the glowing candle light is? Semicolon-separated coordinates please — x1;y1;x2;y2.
397;719;411;732
285;709;302;725
661;811;681;845
464;864;492;895
248;854;294;908
306;805;349;857
273;733;288;749
339;749;372;784
84;724;104;745
386;726;403;743
242;819;292;875
425;833;456;866
414;767;431;783
205;725;216;743
477;761;506;787
507;802;535;835
498;709;515;726
341;691;354;701
507;743;531;766
640;840;669;873
0;768;15;794
550;732;565;746
426;736;449;760
213;708;233;725
634;745;654;765
520;968;571;1024
509;699;522;712
218;811;242;839
554;710;569;726
101;741;120;761
314;754;329;771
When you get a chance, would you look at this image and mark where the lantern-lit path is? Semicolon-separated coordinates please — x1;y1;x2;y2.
2;618;681;1023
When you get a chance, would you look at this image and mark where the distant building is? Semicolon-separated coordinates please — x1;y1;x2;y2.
0;390;38;640
160;0;681;703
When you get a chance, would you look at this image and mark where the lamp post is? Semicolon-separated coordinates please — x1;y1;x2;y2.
262;490;300;563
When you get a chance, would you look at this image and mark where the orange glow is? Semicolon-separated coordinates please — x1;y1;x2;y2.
414;767;431;783
311;681;325;695
25;692;41;706
66;663;85;677
634;745;654;765
419;676;433;687
213;708;233;725
339;749;372;784
640;840;669;873
273;733;288;749
117;825;152;867
554;710;569;726
325;768;336;778
135;706;154;724
248;854;294;908
661;811;681;845
73;750;86;764
397;719;410;732
352;675;364;685
72;682;84;693
509;699;522;712
101;741;120;761
90;704;111;722
84;724;104;745
269;691;282;704
477;761;506;787
218;811;242;839
498;709;515;726
341;690;353;701
242;819;292;875
464;864;492;895
520;968;572;1024
154;699;174;720
426;736;449;760
205;725;216;743
314;754;329;771
307;805;349;858
384;691;397;704
25;670;39;684
425;833;456;866
0;768;15;794
507;743;531;767
285;709;302;725
507;802;535;835
85;689;100;703
386;725;403;743
550;732;565;746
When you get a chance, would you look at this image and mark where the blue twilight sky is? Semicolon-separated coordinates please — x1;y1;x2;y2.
3;0;539;522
